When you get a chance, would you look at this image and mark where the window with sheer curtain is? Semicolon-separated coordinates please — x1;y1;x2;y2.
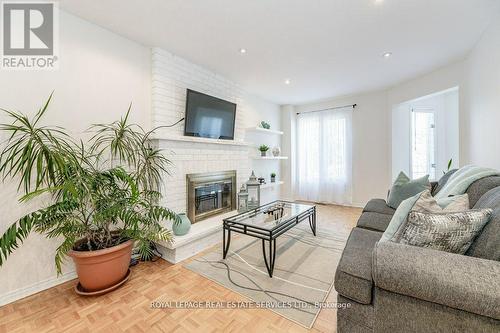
296;108;352;204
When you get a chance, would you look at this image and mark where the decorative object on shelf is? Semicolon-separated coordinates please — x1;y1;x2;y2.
237;184;249;212
259;144;270;157
258;177;266;184
260;121;271;129
271;172;276;183
272;146;281;157
173;213;191;236
246;171;261;210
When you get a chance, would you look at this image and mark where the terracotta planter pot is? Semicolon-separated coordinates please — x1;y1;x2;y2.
69;239;133;292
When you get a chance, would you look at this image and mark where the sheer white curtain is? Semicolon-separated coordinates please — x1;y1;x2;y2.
295;107;352;204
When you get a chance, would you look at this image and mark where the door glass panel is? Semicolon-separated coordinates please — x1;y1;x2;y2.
411;110;436;180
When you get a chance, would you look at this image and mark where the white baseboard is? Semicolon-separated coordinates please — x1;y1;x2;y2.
294;198;366;209
350;202;366;208
0;270;77;307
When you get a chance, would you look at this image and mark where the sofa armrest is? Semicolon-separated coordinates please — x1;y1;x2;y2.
373;241;500;320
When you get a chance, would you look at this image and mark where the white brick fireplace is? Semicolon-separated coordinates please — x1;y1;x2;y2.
150;48;281;262
150;46;255;208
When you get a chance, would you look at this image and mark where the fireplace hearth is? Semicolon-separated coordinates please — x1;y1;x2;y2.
186;171;237;223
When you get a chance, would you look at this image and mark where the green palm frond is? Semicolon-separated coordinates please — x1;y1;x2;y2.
136;239;154;260
0;214;35;265
89;104;143;166
55;236;76;274
0;93;75;193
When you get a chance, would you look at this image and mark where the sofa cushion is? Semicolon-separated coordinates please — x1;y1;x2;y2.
432;169;458;195
469;187;500;260
334;227;382;304
357;212;392;232
363;198;396;216
337;294;374;331
374;288;500;333
387;172;430;209
466;176;500;207
395;209;492;254
335;271;373;307
380;192;422;242
373;241;500;320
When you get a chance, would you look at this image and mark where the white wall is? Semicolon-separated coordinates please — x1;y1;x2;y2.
281;58;466;206
278;11;500;208
391;102;411;179
287;90;390;207
463;16;500;168
245;93;282;203
280;105;296;201
387;60;466;168
151;48;246;141
280;13;498;206
391;88;459;181
387;12;500;170
0;11;151;305
442;90;460;170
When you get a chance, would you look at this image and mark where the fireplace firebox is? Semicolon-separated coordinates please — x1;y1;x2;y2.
186;171;237;223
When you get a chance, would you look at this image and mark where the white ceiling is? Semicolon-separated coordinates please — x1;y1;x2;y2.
59;0;500;105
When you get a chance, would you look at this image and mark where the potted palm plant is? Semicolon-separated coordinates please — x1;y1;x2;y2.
0;94;180;294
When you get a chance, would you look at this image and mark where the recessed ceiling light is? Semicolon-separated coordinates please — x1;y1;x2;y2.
383;52;393;58
284;79;291;85
239;48;247;54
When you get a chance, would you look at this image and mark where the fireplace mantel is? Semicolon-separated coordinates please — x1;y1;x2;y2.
151;135;250;146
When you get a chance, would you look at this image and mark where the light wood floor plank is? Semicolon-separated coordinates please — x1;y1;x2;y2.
0;204;360;333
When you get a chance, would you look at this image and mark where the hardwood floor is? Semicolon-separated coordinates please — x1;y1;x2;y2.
0;204;361;333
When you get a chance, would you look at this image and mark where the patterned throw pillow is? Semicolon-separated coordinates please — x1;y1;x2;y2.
381;190;469;242
394;209;492;254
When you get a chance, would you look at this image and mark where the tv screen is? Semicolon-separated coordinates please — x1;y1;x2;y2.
184;89;236;140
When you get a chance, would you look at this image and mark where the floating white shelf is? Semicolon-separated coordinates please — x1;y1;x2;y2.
246;127;284;135
260;181;284;189
151;135;250;146
252;156;288;160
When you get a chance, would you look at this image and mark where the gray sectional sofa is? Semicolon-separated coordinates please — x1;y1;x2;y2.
335;171;500;332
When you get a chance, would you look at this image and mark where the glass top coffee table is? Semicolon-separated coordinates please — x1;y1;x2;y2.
222;200;316;277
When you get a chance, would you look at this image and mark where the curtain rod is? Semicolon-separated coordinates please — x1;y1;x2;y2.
296;103;356;115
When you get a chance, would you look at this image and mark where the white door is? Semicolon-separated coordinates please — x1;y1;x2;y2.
410;108;437;180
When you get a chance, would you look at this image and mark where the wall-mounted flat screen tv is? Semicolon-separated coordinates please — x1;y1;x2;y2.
184;89;236;140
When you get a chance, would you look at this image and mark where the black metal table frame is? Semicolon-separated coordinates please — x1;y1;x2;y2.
222;201;316;277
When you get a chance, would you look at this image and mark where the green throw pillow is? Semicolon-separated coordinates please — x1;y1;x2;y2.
380;191;422;242
387;172;430;208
